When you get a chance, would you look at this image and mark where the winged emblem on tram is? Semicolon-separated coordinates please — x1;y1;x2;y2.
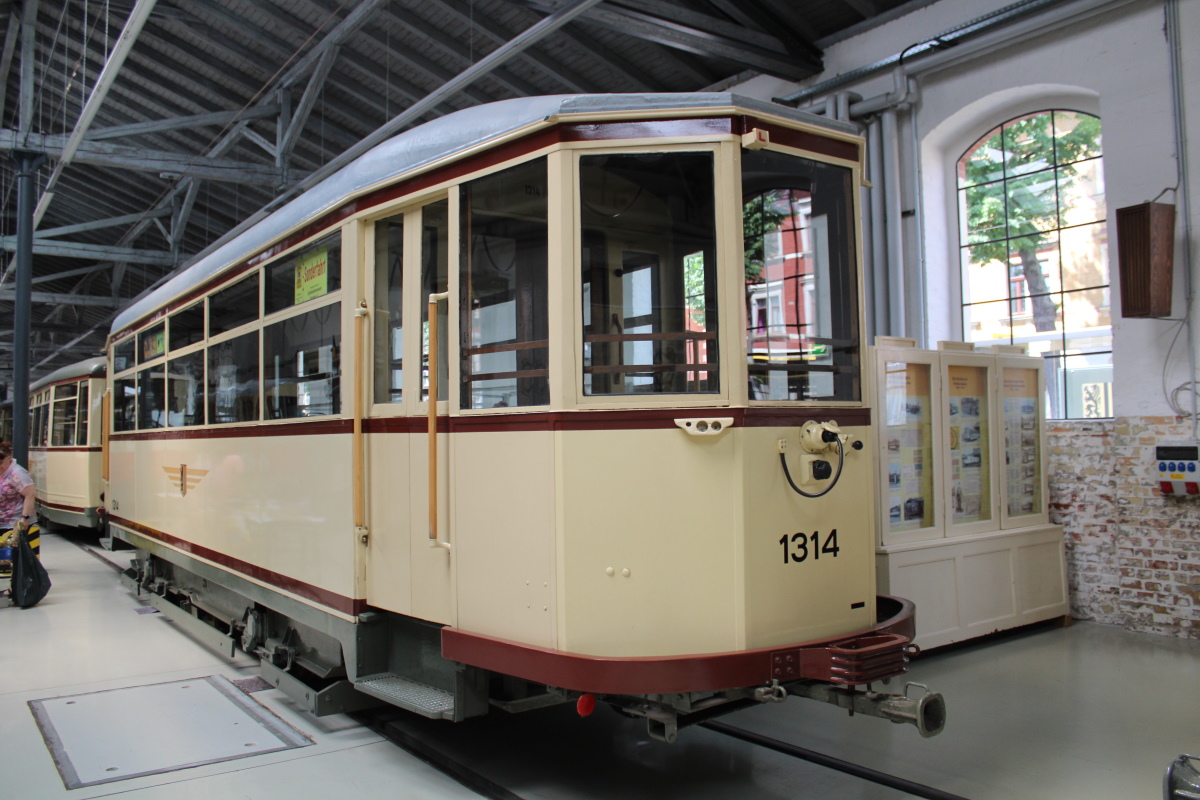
162;465;209;497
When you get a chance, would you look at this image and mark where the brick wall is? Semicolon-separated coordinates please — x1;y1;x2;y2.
1048;416;1200;637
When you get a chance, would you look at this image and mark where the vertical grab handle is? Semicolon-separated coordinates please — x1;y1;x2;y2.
427;292;450;551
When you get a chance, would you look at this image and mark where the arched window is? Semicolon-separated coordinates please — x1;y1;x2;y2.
957;110;1111;418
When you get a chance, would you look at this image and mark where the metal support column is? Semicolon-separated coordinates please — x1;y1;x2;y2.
12;151;45;464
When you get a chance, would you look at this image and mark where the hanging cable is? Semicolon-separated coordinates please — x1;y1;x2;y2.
780;436;846;499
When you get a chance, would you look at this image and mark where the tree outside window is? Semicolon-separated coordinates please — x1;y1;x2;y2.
958;110;1111;418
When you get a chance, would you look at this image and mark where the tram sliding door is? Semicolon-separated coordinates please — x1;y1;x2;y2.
366;199;455;625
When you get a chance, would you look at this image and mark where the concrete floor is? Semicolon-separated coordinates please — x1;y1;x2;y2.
3;530;1198;799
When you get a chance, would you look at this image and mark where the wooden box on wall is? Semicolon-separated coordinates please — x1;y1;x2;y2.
1117;202;1175;318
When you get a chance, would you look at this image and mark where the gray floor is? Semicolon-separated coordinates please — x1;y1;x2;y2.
3;531;1197;799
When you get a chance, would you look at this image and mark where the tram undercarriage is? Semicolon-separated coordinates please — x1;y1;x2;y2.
119;537;944;744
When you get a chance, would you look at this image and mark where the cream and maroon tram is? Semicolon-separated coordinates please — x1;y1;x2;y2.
28;357;107;531
104;94;943;742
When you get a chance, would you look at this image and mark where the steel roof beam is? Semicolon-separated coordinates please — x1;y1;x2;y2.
34;0;159;225
24;208;173;239
0;239;176;266
0;10;19;124
0;291;124;307
85;106;281;141
278;45;339;161
277;0;392;89
705;0;823;63
17;0;37;137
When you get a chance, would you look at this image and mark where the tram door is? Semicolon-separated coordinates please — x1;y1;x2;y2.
366;200;455;625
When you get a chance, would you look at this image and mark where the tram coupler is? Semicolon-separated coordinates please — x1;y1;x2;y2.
787;680;946;738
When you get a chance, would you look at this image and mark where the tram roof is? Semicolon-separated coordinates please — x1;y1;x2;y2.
111;93;851;337
31;357;108;391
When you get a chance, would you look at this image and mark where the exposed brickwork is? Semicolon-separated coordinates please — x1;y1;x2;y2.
1048;416;1200;638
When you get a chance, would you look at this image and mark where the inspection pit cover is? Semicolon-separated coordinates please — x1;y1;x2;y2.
29;675;312;789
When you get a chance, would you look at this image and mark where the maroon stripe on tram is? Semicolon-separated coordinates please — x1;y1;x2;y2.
110;515;365;616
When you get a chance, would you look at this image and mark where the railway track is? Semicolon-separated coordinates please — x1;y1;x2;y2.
360;706;968;800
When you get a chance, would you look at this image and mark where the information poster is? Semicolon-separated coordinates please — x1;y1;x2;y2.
1002;367;1041;517
884;362;934;531
947;364;991;524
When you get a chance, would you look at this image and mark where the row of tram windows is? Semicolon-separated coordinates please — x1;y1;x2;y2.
373;147;862;408
28;382;91;447
111;235;343;432
111;144;862;432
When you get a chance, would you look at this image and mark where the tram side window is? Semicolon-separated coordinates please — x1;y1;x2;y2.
461;159;549;409
137;366;165;429
265;303;341;419
265;234;342;314
742;150;860;402
168;352;204;427
210;274;260;336
139;323;165;364
208;331;260;424
30;402;47;446
373;214;404;404
113;337;136;373
77;382;90;444
170;303;205;352
51;383;78;446
421;201;449;403
114;376;137;432
580;152;719;395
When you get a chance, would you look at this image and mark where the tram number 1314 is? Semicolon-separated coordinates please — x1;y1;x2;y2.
779;530;840;565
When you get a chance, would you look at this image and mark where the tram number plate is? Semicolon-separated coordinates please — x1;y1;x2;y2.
779;529;840;565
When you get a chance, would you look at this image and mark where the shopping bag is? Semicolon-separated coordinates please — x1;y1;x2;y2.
12;529;50;608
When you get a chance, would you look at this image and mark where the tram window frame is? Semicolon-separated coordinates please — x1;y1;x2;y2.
138;322;166;364
372;212;406;405
264;299;342;419
741;147;862;405
51;382;79;446
166;350;205;427
207;329;261;425
576;146;722;401
209;273;261;337
113;337;136;373
77;381;90;444
113;376;136;432
265;233;342;315
169;303;205;352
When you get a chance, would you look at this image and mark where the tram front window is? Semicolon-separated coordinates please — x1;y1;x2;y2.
580;151;718;396
742;149;860;402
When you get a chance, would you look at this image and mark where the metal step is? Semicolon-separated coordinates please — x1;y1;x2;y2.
354;673;455;720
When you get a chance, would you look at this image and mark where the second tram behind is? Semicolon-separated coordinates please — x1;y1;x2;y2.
103;94;944;742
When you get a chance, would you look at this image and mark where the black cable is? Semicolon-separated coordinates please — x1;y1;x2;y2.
780;436;844;498
702;721;971;800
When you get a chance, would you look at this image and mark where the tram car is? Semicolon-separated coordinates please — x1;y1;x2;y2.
27;357;107;532
105;94;944;742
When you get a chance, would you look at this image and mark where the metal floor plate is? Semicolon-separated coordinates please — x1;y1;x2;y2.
29;675;313;789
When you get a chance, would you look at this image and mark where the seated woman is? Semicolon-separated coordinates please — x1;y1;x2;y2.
0;441;39;571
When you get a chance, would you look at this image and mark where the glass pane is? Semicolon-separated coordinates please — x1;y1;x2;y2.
883;361;935;532
373;214;404;404
210;274;260;336
208;331;260;424
963;299;1012;344
51;399;77;446
170;303;205;352
138;323;165;364
113;338;136;374
1058;159;1105;227
1007;232;1061;301
1061;287;1112;348
1006;169;1059;238
961;243;1009;305
167;351;205;427
743;149;858;401
264;303;341;419
421;201;449;402
55;382;78;399
77;383;89;444
960;183;1006;244
113;377;136;432
1045;352;1112;419
1060;222;1109;291
265;234;342;314
1013;293;1063;356
1053;111;1102;164
958;126;1004;188
583;151;719;396
1002;367;1042;517
462;159;549;409
947;364;992;525
1003;112;1054;177
137;365;165;429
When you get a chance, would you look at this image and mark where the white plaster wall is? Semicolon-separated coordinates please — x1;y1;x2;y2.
732;0;1200;418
